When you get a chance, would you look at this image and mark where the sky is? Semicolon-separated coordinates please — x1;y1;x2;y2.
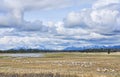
0;0;120;50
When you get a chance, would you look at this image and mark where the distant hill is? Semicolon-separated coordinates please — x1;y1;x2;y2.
65;45;120;50
0;45;120;53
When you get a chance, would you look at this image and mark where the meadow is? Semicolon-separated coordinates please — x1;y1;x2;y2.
0;52;120;77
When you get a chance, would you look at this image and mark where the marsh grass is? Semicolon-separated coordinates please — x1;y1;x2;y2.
44;52;120;58
0;72;79;77
0;52;120;77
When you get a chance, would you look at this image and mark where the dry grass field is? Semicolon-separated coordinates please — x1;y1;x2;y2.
0;52;120;77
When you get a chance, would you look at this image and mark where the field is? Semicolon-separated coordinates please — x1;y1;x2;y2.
0;52;120;77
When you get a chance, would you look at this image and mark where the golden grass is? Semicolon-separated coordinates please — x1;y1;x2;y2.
0;52;120;77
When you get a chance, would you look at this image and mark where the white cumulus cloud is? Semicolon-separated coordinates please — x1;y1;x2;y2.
0;0;120;50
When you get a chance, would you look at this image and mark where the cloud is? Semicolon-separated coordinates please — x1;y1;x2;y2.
92;0;120;9
57;0;120;48
0;35;70;50
0;0;75;18
0;0;74;29
0;0;120;50
64;0;120;34
90;9;119;33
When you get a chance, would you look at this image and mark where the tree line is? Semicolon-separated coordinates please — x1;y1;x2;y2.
0;48;119;54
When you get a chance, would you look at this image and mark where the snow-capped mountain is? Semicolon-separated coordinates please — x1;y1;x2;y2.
65;45;120;50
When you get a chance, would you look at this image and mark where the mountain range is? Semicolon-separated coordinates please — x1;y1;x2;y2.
65;45;120;50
